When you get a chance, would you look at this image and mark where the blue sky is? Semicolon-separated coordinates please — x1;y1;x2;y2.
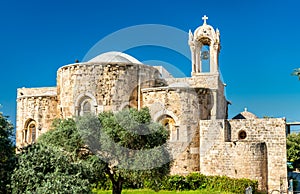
1;0;300;131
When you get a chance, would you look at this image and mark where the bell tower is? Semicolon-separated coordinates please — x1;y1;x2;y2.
189;15;221;75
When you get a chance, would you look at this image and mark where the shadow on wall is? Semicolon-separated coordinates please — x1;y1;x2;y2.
195;88;213;120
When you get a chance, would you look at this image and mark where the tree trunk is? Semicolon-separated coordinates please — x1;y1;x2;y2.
112;180;123;194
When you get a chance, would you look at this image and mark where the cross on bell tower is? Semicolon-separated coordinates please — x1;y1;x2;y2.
202;15;208;25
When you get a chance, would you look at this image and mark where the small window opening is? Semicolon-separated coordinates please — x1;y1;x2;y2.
238;130;247;140
82;101;91;115
29;123;36;142
176;127;179;140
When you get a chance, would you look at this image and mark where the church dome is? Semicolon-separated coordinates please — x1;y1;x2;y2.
232;108;258;120
88;51;142;64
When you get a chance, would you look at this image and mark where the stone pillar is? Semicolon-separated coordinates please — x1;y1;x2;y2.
189;30;196;74
210;42;219;74
75;106;79;116
190;46;195;74
211;90;217;120
209;44;215;73
195;46;201;73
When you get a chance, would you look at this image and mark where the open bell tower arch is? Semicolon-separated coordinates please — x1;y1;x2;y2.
189;15;221;75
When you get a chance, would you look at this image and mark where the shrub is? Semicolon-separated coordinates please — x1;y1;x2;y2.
150;173;258;193
95;172;258;193
186;173;207;190
163;175;190;190
0;113;15;193
10;144;91;193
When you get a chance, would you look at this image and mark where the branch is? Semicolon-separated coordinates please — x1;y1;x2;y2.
105;165;116;185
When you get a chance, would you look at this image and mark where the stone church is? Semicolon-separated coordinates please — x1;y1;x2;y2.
16;16;287;192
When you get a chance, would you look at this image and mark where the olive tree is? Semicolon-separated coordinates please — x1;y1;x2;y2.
287;132;300;168
10;144;91;194
37;118;107;187
77;107;172;194
11;107;172;194
11;118;106;193
0;112;15;193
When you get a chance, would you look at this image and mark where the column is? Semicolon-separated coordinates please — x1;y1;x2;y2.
195;46;201;73
211;90;217;120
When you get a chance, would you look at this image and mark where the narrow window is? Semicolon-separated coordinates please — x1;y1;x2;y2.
176;126;179;140
187;126;191;141
201;45;210;72
24;129;28;143
23;119;37;144
165;122;170;130
82;101;91;115
30;124;36;143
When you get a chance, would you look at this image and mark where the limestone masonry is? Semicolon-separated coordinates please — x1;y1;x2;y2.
16;16;287;192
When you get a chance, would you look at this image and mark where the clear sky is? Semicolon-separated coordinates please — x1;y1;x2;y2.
1;0;300;132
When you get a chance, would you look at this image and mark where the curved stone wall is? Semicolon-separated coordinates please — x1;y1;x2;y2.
142;87;202;174
56;62;161;118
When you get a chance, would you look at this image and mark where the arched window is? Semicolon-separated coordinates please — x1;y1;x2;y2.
75;93;98;116
158;115;178;141
23;119;37;144
29;123;36;143
201;44;210;72
78;98;92;116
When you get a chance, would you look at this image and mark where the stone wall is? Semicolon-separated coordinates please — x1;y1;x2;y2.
217;79;227;119
140;72;227;175
165;73;227;120
16;87;58;147
199;118;287;192
142;87;202;174
17;87;57;97
229;118;287;192
56;62;161;118
16;62;161;147
166;73;220;89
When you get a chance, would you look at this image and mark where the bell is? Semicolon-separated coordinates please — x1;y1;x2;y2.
201;51;209;60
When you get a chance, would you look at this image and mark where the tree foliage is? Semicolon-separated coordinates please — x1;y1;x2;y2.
78;107;172;194
38;118;85;160
287;133;300;166
38;118;107;186
11;107;171;194
10;144;90;194
0;112;15;193
291;68;300;80
11;118;107;193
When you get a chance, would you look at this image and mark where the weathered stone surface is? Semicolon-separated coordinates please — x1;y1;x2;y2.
199;118;287;191
229;118;287;191
16;87;58;147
